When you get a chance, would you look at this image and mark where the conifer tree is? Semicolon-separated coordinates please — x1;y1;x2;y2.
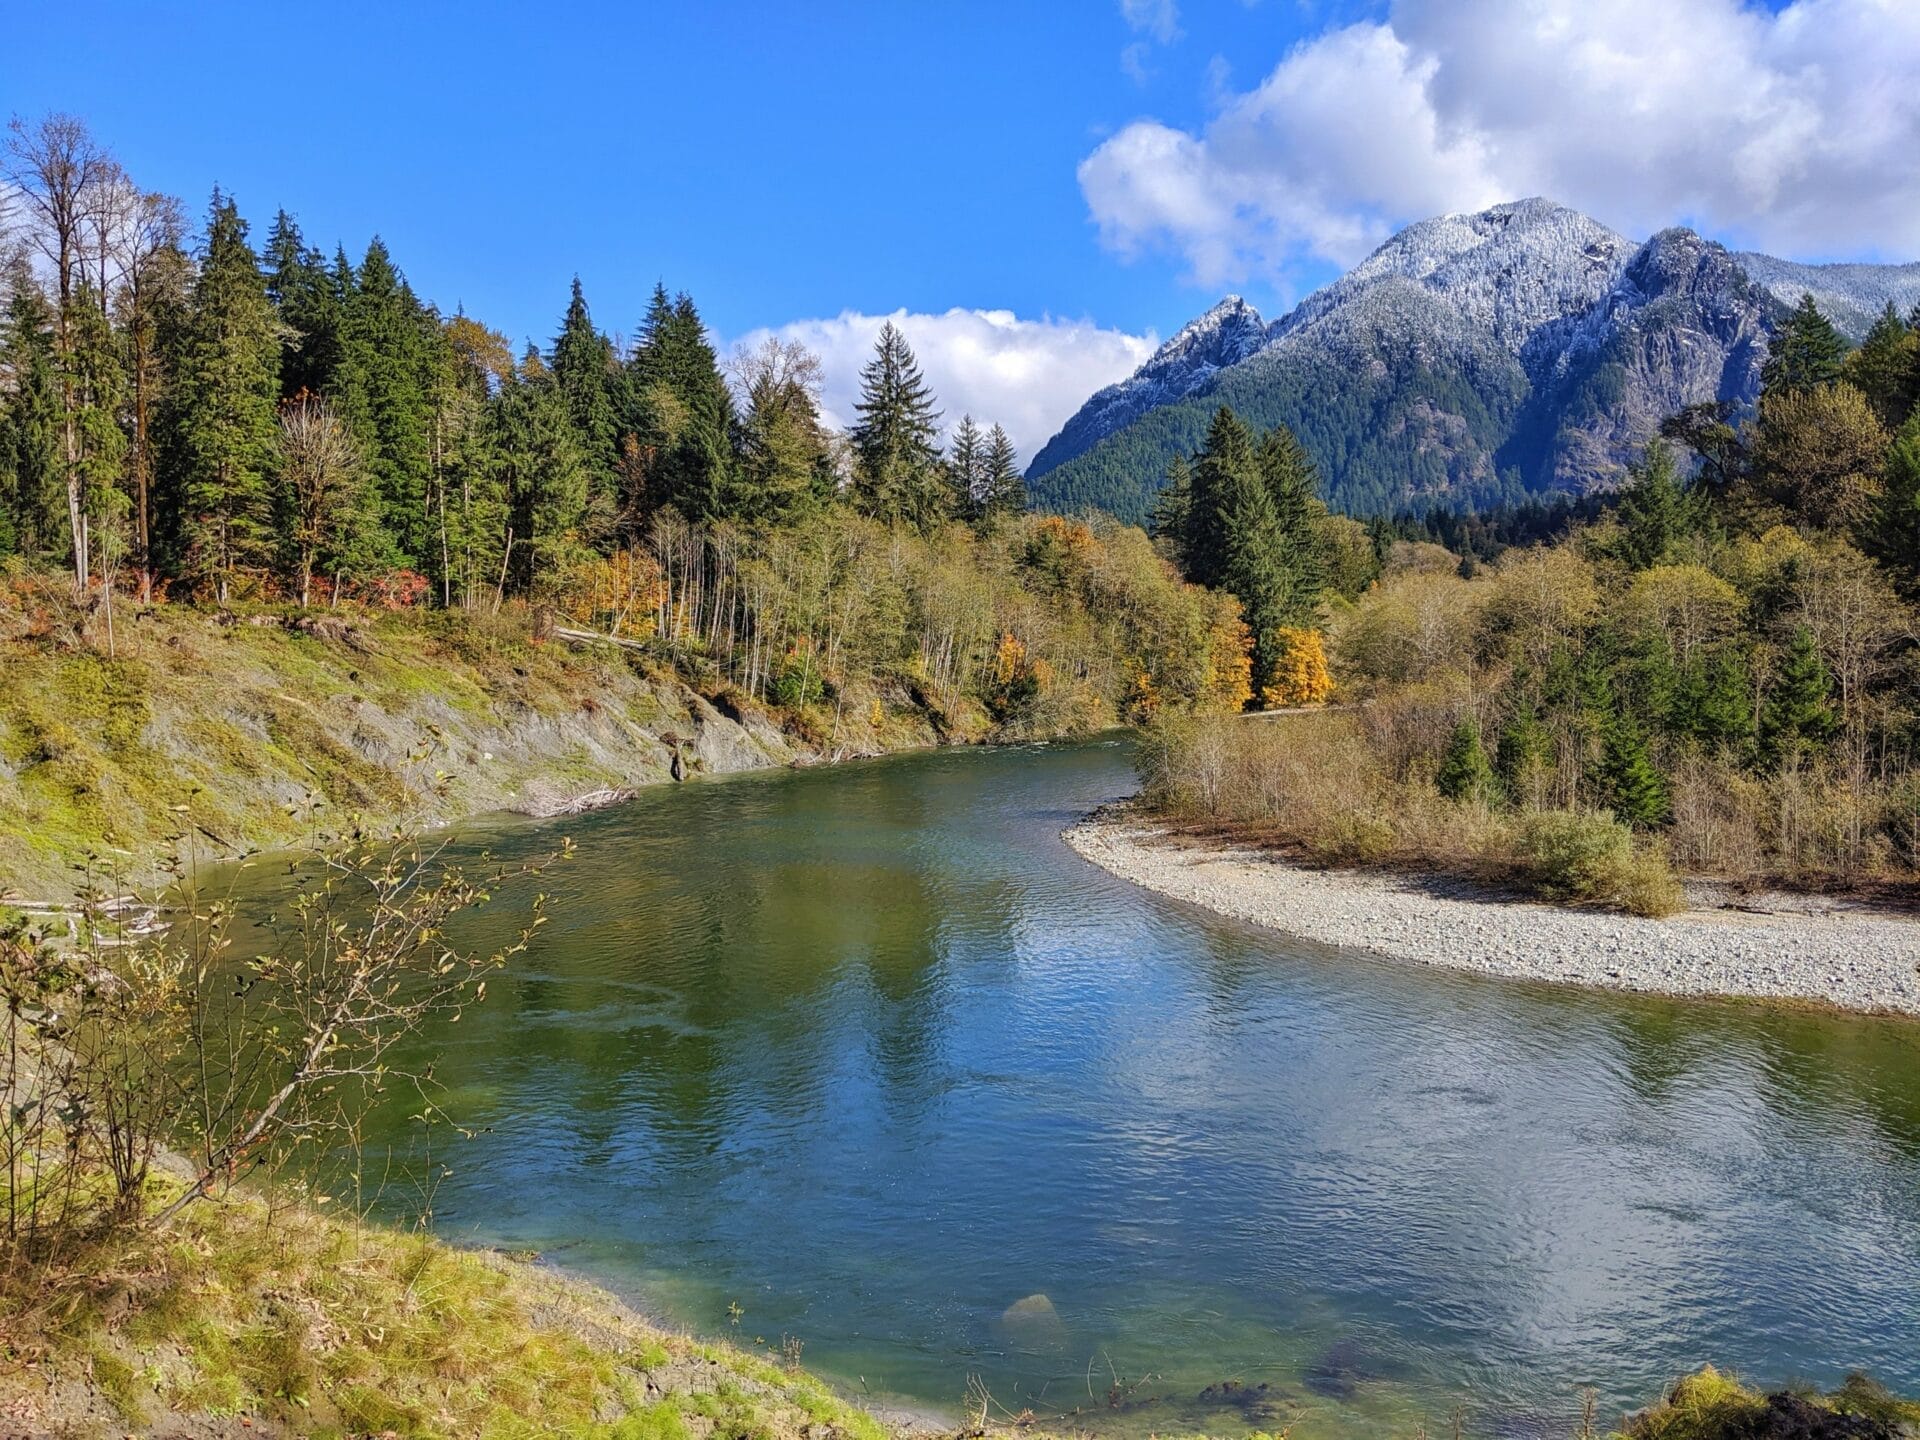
550;277;625;512
263;210;341;399
730;337;831;520
1494;712;1552;808
167;191;280;601
1844;302;1917;429
849;321;949;528
334;237;433;569
1762;293;1847;396
1614;439;1692;570
0;274;63;560
490;349;591;595
629;286;732;520
1759;625;1838;769
1876;414;1920;592
1183;406;1257;590
1437;719;1497;804
948;414;984;513
1149;454;1191;566
979;424;1025;519
1597;709;1670;827
1255;423;1328;625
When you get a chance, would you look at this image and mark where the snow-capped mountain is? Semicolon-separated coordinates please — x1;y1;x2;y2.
1029;200;1920;522
1026;295;1267;480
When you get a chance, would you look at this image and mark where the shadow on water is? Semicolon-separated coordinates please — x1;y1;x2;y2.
218;740;1920;1437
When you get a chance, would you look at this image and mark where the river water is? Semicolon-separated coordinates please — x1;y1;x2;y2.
274;740;1920;1436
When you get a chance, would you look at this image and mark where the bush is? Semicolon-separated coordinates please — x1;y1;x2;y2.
1516;809;1685;917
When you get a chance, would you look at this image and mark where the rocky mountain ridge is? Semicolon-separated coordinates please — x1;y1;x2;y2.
1029;199;1920;522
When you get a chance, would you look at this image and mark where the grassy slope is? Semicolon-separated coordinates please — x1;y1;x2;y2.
0;604;966;906
0;1187;906;1440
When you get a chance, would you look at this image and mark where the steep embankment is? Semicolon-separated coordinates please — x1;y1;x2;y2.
0;606;965;906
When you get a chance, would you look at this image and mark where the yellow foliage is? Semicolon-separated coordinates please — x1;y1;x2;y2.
1262;627;1333;707
1202;602;1254;714
1124;664;1161;723
992;632;1028;689
559;548;665;640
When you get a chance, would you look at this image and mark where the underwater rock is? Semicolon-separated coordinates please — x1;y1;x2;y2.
997;1293;1068;1353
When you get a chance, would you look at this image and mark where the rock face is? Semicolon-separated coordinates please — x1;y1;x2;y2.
1029;199;1920;522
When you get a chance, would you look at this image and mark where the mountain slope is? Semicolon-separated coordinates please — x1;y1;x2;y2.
1031;200;1920;523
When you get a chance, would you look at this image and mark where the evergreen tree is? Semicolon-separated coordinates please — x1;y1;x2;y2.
1597;708;1671;827
491;348;591;594
730;337;831;521
1759;625;1838;769
849;321;949;528
0;273;63;559
948;414;984;513
1437;719;1497;804
1668;650;1754;752
333;237;433;570
1149;454;1191;566
979;424;1025;519
166;191;280;601
1183;406;1258;590
628;285;732;521
262;210;341;399
1876;413;1920;592
1761;293;1847;396
1255;422;1327;625
1614;439;1693;570
1842;302;1917;430
549;277;625;512
1494;711;1552;807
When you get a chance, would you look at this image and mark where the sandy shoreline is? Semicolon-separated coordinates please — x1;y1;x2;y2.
1065;808;1920;1018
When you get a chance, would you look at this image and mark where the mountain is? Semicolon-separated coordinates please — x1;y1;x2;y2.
1029;200;1920;523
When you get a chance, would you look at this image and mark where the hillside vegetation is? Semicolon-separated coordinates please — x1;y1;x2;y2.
1140;292;1920;912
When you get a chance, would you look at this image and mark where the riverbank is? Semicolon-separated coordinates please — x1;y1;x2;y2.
0;603;976;908
1065;807;1920;1016
0;1180;932;1440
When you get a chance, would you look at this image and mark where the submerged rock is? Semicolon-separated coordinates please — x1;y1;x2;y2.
996;1293;1068;1353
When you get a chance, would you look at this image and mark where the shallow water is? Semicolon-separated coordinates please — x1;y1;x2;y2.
233;740;1920;1436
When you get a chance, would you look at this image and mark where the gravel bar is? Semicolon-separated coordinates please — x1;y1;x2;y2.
1064;810;1920;1018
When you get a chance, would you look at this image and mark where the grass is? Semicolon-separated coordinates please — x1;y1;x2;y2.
0;1185;899;1440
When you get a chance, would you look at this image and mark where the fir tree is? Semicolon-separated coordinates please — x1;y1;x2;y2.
333;236;435;569
1494;712;1552;807
628;286;732;521
167;191;280;601
1876;414;1920;592
1597;709;1671;827
1183;406;1258;590
1437;719;1497;804
1614;439;1693;570
1149;454;1191;566
549;277;625;511
979;424;1025;519
849;321;949;528
1255;422;1328;625
0;273;63;559
491;348;590;594
1843;301;1917;429
730;338;832;521
948;414;984;513
263;210;340;399
1762;293;1847;397
1759;625;1838;769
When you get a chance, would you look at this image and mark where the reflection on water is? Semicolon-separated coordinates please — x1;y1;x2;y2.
228;740;1920;1437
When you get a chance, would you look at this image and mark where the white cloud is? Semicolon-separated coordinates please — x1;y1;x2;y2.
1121;0;1182;44
729;309;1158;462
1080;0;1920;286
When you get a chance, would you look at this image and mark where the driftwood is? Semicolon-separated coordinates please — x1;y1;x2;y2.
552;625;650;654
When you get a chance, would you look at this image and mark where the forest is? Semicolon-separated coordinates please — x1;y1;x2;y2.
1143;292;1920;908
0;113;1252;747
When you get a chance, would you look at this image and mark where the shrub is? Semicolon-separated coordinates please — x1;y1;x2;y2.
1516;809;1684;917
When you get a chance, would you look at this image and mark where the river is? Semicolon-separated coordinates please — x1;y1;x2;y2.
248;739;1920;1436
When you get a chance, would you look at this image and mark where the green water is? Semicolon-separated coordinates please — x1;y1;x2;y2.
236;740;1920;1437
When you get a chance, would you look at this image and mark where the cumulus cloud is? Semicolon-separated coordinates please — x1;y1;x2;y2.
728;309;1158;461
1080;0;1920;286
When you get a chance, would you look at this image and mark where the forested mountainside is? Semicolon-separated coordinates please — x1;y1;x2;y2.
1029;199;1920;524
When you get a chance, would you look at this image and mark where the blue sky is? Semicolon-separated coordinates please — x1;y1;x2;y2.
11;1;1918;454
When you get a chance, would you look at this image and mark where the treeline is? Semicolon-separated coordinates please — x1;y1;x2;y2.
1145;291;1920;895
0;113;1029;611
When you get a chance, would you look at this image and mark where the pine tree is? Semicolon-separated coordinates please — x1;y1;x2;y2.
849;321;949;528
948;414;984;513
263;210;341;399
1437;719;1497;804
491;348;590;595
167;191;280;602
1614;439;1692;570
979;424;1025;519
1876;414;1920;592
549;277;625;513
1759;625;1838;769
1255;423;1328;625
1843;302;1917;429
628;286;732;521
1762;293;1847;397
333;237;434;570
1183;406;1257;590
0;273;63;560
1149;454;1191;566
1597;709;1671;827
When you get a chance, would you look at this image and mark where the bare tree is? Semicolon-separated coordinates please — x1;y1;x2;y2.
278;393;361;607
5;114;116;594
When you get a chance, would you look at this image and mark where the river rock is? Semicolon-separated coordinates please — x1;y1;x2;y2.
997;1292;1068;1352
